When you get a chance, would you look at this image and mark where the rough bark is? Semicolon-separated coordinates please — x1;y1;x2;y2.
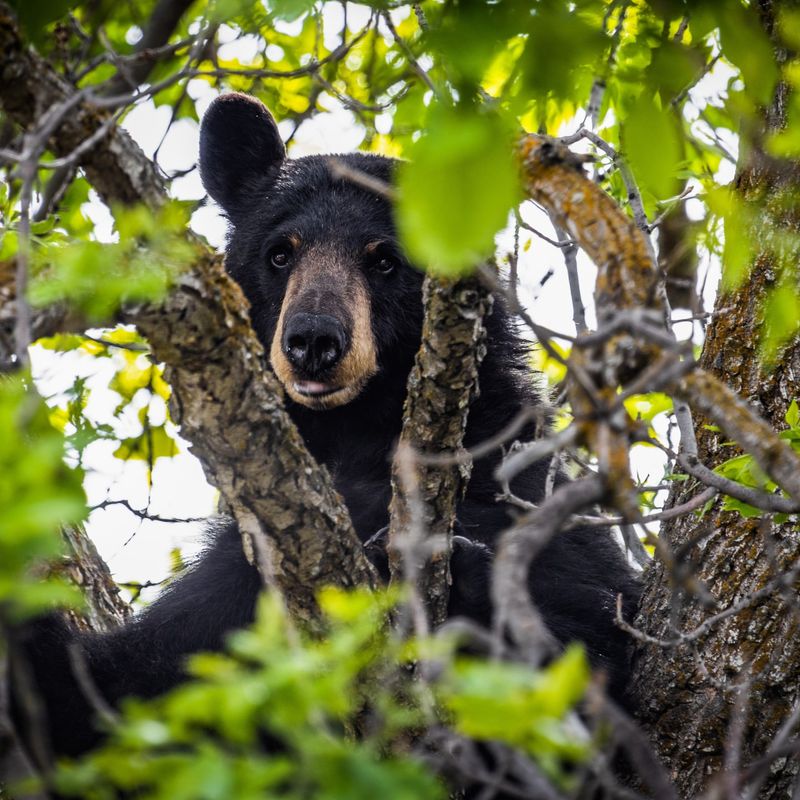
519;134;665;517
519;135;663;323
55;524;131;631
631;4;800;796
124;249;376;627
388;275;491;627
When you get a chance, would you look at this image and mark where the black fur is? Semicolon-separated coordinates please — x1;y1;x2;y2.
11;94;639;765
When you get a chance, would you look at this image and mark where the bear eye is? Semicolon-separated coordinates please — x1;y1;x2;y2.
369;251;399;276
267;244;292;270
374;257;396;275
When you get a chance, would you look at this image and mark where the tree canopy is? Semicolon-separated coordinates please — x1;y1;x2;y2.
3;0;800;798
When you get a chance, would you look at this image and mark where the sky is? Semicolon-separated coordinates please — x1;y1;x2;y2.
30;21;738;605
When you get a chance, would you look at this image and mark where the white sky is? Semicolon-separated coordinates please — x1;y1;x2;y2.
31;28;738;604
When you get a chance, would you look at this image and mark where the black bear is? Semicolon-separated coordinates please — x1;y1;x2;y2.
11;93;639;766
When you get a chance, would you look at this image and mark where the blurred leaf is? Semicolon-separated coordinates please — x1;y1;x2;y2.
706;187;754;289
624;393;673;424
397;106;519;275
114;424;179;462
7;0;72;43
0;373;85;620
786;399;800;430
440;644;590;779
622;94;681;200
519;4;606;107
265;0;316;22
762;282;800;363
718;3;778;105
30;201;195;321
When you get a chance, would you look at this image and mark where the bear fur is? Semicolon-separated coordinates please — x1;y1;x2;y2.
11;93;639;763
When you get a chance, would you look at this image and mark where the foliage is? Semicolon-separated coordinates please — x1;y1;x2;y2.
28;202;195;321
36;328;180;485
2;0;796;347
3;0;800;795
0;374;85;622
714;400;800;520
52;589;589;799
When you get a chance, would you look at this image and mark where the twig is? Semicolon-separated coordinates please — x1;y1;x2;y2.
92;497;206;524
381;11;437;97
492;475;605;662
326;157;396;199
554;221;587;333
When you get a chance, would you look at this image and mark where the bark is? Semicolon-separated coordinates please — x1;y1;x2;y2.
55;525;131;631
519;135;663;324
388;275;491;627
519;134;665;516
631;4;800;796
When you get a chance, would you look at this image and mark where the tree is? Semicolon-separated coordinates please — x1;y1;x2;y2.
2;0;800;798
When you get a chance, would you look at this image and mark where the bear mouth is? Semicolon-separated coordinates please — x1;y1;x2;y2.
283;377;367;409
293;380;342;398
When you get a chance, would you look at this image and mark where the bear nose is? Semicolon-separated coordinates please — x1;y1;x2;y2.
283;313;347;377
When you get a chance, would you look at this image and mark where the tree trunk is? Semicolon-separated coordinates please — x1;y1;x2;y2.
631;4;800;796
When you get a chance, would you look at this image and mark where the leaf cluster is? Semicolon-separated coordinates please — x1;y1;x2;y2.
50;588;590;799
0;374;86;622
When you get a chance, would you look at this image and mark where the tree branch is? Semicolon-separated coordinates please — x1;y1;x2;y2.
388;275;491;628
0;4;165;209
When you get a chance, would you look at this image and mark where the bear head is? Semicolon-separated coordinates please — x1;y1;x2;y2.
199;93;425;410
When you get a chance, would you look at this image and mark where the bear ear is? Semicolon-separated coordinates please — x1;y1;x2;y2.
199;93;286;218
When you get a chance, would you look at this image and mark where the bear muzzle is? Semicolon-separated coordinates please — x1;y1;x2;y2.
269;277;378;410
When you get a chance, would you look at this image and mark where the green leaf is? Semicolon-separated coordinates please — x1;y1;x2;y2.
706;187;753;289
29;201;194;322
397;106;520;275
8;0;72;44
762;282;800;363
265;0;316;22
519;4;607;107
113;425;179;462
0;373;86;619
622;94;681;200
718;4;778;105
786;399;800;430
778;8;800;51
440;644;590;770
